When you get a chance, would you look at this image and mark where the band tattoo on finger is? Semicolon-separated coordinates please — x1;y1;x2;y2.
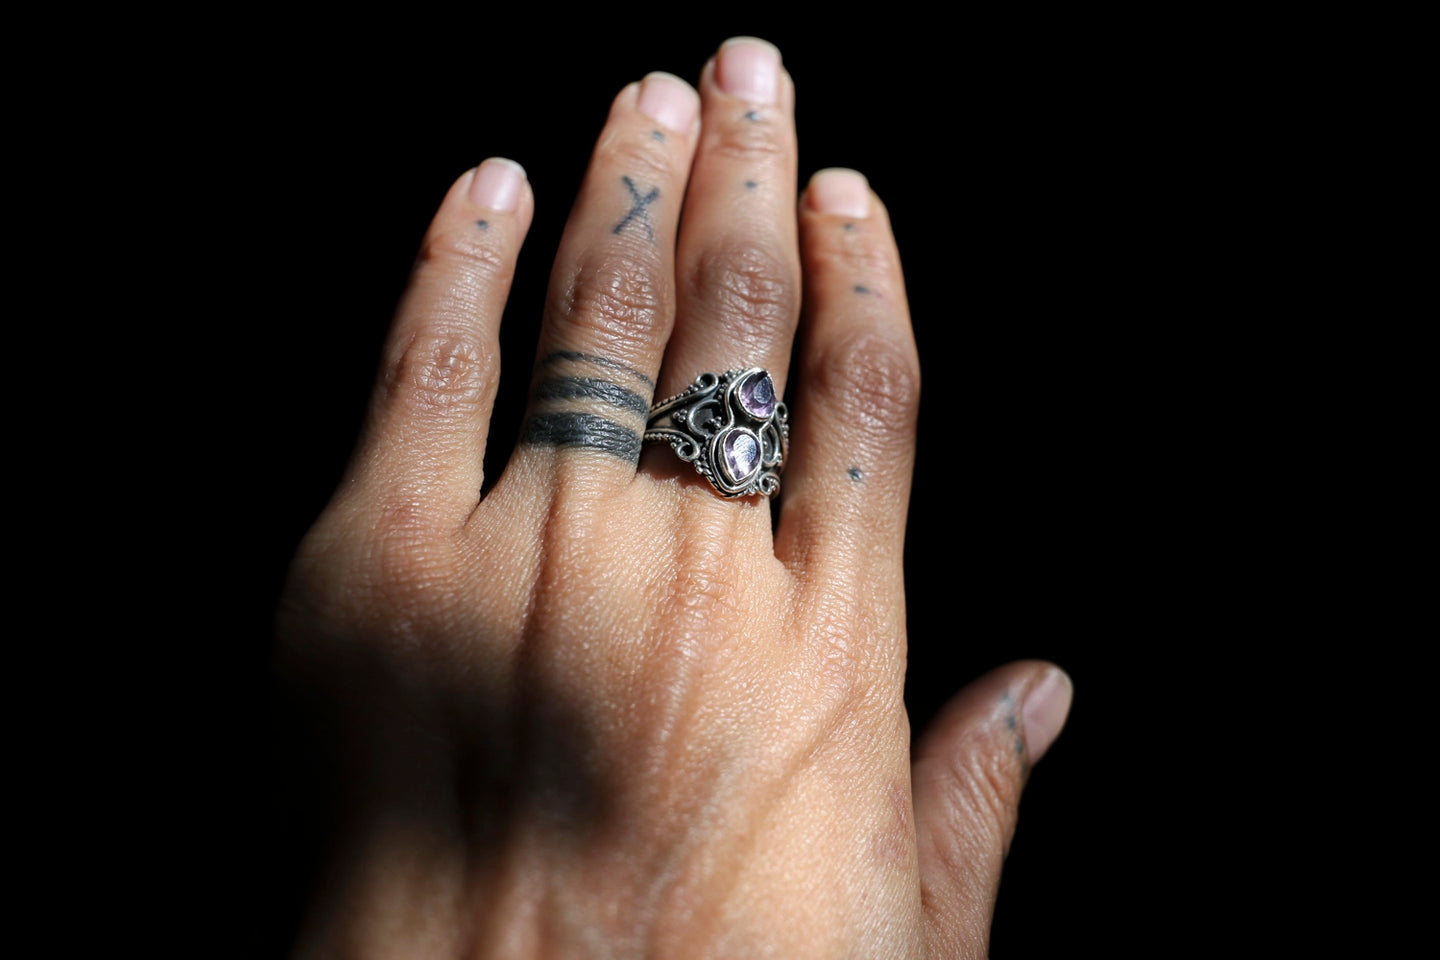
534;376;649;418
613;176;659;242
541;351;654;388
522;412;642;463
521;353;653;464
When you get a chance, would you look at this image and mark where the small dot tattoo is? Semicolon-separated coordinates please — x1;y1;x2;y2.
854;285;871;294
744;110;761;121
745;180;758;189
475;219;489;230
848;467;863;481
843;223;856;232
651;129;665;141
1001;692;1027;763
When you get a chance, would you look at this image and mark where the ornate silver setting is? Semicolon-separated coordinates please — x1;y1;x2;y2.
644;367;789;498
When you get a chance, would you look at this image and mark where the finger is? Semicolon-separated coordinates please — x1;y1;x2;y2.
912;662;1073;957
774;170;918;607
518;74;700;482
350;159;534;521
656;37;800;409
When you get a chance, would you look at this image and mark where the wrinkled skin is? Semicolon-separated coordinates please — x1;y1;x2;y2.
274;37;1071;960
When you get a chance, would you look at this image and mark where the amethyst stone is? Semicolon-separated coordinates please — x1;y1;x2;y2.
735;370;776;420
720;429;761;485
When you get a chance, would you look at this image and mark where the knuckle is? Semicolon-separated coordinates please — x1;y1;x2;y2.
283;496;461;640
685;242;797;349
666;561;740;624
972;754;1022;835
803;586;877;690
808;238;898;282
413;225;510;288
703;118;790;165
809;331;920;435
381;331;493;419
367;497;462;615
549;252;669;353
593;129;676;186
812;619;869;704
812;635;907;742
932;751;1016;862
660;521;743;629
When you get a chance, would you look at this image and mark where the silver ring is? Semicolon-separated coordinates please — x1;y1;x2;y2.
644;367;789;498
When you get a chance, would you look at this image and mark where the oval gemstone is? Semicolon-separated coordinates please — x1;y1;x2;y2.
735;370;776;420
720;429;761;485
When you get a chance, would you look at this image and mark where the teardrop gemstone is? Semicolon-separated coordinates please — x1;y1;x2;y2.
735;370;776;420
720;429;761;486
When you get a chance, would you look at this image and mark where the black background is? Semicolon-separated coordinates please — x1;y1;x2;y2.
227;20;1254;957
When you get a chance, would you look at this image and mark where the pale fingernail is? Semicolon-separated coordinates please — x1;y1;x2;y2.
468;157;526;212
1022;667;1073;764
637;72;699;133
716;36;781;104
807;168;871;218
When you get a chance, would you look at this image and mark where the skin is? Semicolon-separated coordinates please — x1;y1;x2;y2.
274;38;1070;959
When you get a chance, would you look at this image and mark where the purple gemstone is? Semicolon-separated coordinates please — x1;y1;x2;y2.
735;370;776;420
720;429;761;485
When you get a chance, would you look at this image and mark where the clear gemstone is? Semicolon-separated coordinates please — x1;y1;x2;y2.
735;370;776;419
721;429;760;485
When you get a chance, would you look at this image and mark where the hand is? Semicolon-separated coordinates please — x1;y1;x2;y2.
273;36;1072;958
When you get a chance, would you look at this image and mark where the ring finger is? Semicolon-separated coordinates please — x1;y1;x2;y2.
515;71;701;486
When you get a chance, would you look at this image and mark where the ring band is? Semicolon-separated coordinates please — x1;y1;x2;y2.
644;367;789;498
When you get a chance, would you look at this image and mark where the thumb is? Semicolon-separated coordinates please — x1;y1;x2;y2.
912;661;1073;958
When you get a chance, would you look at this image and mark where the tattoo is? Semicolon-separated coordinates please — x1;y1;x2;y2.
1001;692;1029;774
651;129;665;141
524;354;653;462
521;412;642;463
848;467;863;481
534;376;649;418
854;285;871;294
613;176;659;241
475;219;489;230
744;110;761;122
843;223;856;232
540;351;654;388
745;180;758;189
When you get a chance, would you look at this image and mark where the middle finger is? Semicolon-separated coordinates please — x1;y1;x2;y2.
658;37;801;406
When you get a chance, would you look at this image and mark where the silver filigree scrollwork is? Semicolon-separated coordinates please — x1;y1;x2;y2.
644;367;789;498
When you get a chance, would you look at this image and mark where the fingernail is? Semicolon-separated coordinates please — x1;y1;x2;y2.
1022;667;1073;764
807;168;871;219
716;36;781;104
637;71;700;133
468;157;526;212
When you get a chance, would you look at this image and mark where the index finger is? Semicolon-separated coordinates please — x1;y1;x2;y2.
344;158;534;523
